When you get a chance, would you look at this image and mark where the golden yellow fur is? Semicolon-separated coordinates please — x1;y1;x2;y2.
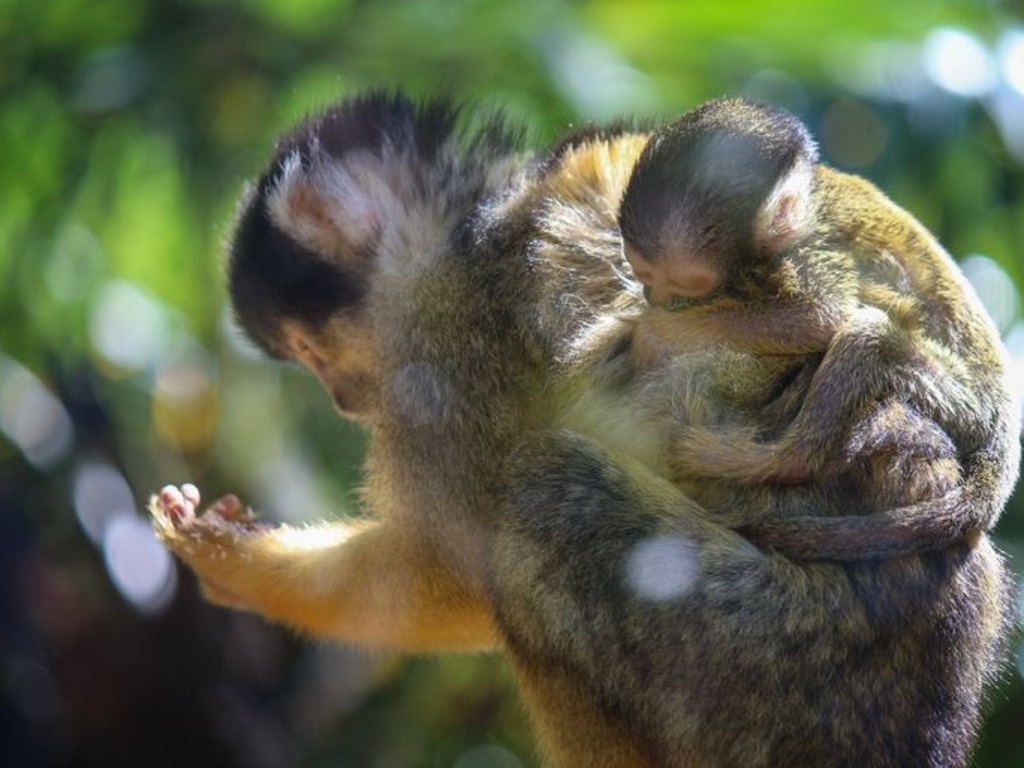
152;95;1017;767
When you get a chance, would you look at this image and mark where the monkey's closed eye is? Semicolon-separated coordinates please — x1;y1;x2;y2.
667;296;698;312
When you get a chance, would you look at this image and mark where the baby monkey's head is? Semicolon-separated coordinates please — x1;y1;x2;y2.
619;99;818;309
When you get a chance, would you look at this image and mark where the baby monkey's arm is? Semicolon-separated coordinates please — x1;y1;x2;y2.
668;306;979;485
634;298;838;364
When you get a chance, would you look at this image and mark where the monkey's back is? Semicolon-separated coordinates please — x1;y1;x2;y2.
492;132;1016;767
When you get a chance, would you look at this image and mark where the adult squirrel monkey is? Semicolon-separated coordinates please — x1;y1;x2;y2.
151;94;1018;768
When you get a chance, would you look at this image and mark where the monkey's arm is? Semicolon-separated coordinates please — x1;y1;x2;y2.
150;485;498;651
664;306;1013;559
637;298;840;361
669;306;983;484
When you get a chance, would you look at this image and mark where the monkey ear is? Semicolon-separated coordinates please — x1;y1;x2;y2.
754;156;816;256
258;94;462;267
263;147;395;266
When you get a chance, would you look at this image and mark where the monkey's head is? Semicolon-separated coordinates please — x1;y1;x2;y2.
619;99;819;309
227;92;514;418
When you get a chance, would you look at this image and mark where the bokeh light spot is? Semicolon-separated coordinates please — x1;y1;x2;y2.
73;461;137;545
960;255;1020;333
1006;322;1024;430
152;358;219;451
0;354;74;470
922;28;997;98
89;280;169;374
102;513;176;615
820;98;888;168
832;41;930;103
625;535;699;601
251;447;334;525
541;31;653;119
45;222;105;302
998;29;1024;96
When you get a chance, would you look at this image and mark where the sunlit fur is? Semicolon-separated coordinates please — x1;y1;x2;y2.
152;93;1017;768
615;102;1020;560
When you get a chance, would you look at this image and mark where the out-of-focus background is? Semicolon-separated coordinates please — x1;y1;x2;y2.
2;0;1023;765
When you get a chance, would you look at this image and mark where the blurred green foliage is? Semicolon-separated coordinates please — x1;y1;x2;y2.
2;1;1023;766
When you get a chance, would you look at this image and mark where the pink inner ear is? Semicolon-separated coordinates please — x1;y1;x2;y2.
760;191;807;255
289;181;333;231
758;157;817;256
275;173;371;263
772;195;795;233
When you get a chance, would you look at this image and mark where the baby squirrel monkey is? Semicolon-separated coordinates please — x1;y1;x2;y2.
150;94;1017;768
617;99;1021;560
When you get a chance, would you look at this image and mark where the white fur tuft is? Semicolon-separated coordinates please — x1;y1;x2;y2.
755;155;816;254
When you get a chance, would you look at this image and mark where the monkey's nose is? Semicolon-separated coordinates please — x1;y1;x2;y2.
663;264;720;299
642;264;721;308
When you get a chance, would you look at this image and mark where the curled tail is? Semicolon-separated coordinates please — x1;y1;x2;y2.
742;449;1015;561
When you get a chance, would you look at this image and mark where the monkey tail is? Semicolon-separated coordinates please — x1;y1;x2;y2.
737;481;1007;565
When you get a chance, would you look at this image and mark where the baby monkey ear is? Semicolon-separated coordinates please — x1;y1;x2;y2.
754;153;817;257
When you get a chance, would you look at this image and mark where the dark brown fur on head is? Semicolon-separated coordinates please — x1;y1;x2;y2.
226;93;470;359
619;99;818;267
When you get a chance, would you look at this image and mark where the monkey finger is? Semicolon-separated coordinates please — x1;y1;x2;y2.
157;484;197;524
207;493;266;531
181;483;201;507
207;493;242;519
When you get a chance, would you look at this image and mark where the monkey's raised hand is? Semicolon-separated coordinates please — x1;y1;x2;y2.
151;485;497;650
151;484;267;609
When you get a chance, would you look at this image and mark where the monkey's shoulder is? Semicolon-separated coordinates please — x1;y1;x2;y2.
538;130;652;217
815;166;1006;355
814;167;952;277
518;133;654;345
